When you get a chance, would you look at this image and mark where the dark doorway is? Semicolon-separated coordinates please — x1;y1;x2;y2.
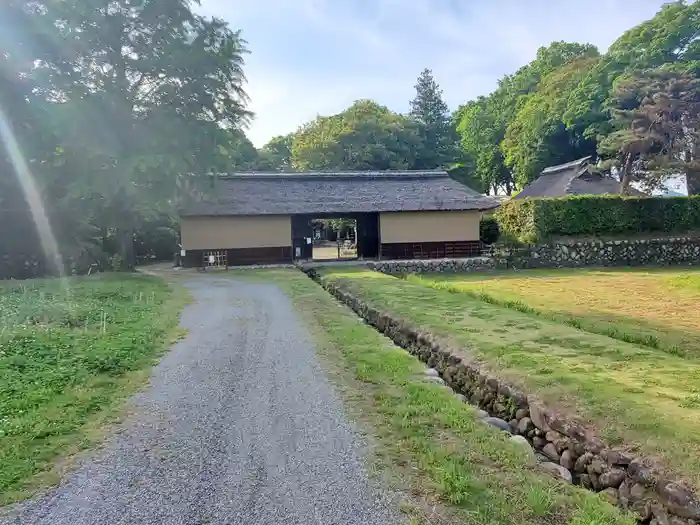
291;213;379;262
357;212;379;259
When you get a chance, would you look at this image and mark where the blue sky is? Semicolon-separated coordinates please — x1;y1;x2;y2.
196;0;668;147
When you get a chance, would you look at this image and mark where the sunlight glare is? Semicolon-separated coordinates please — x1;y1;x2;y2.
0;105;70;293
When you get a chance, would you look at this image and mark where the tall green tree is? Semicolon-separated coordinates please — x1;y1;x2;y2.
501;55;600;187
602;69;700;193
456;41;598;193
564;1;700;140
0;1;99;276
220;130;260;171
409;68;455;168
455;98;512;194
292;100;424;171
25;0;252;269
257;134;294;171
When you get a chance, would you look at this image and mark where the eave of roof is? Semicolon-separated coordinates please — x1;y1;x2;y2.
209;170;449;180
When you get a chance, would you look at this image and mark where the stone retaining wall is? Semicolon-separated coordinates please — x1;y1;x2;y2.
503;237;700;269
367;257;495;275
364;237;700;275
304;269;700;525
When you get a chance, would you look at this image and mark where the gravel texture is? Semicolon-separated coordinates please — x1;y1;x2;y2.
2;277;400;525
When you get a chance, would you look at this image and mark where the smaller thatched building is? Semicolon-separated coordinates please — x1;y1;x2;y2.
514;157;644;199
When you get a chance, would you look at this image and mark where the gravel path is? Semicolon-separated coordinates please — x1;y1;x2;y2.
2;277;400;525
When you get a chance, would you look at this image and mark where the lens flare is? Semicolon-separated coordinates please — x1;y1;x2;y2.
0;105;69;290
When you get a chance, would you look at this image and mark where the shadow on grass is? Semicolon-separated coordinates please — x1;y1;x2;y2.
406;274;699;359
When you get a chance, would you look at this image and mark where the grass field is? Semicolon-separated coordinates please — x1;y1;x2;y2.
317;267;700;494
0;274;187;504
412;268;700;358
251;269;630;525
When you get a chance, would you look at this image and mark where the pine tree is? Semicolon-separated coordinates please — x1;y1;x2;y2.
410;69;449;126
409;69;455;168
601;69;700;194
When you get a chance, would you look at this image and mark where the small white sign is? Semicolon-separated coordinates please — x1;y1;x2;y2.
306;237;312;244
208;255;215;264
180;249;186;256
295;247;301;257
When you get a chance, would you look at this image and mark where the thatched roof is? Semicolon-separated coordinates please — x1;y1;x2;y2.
181;171;500;216
514;157;644;199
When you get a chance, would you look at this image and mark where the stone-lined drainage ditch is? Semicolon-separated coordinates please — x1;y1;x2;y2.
302;268;700;525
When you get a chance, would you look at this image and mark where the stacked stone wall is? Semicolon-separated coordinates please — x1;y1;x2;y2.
364;237;700;276
367;257;494;275
501;237;700;269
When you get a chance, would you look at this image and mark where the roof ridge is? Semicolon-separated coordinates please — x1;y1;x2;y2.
210;170;449;180
541;156;591;175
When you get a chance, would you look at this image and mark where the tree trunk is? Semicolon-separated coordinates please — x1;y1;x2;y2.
117;227;135;271
619;153;634;194
99;227;109;270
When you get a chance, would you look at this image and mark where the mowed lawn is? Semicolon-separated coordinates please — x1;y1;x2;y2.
318;268;700;492
249;269;630;525
417;268;700;358
0;274;186;504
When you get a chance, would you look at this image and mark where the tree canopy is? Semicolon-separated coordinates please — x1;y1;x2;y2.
501;54;600;187
290;100;426;171
454;1;700;195
257;135;294;171
0;0;252;274
602;69;700;193
455;42;600;193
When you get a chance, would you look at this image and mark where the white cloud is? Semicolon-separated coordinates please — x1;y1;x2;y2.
196;0;668;147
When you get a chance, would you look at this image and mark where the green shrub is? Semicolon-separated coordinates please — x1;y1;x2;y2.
494;199;538;243
479;216;501;244
496;195;700;243
0;275;184;502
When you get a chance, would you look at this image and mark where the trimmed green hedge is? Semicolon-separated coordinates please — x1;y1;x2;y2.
496;195;700;243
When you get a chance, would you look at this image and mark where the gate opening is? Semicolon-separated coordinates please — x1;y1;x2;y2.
312;218;357;261
291;213;379;262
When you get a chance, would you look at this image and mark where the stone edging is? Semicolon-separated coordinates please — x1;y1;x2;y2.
501;237;700;269
303;268;700;525
367;257;495;275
